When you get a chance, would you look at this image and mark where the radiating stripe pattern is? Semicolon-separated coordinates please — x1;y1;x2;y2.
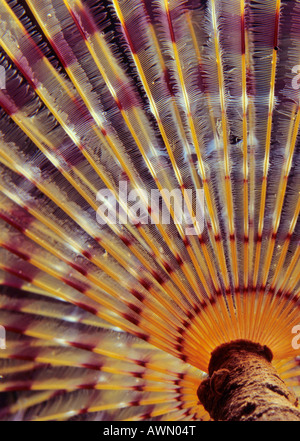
0;0;299;421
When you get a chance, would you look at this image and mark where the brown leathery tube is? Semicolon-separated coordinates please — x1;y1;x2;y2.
198;340;300;421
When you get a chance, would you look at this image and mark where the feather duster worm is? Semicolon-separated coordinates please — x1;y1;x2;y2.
0;0;299;421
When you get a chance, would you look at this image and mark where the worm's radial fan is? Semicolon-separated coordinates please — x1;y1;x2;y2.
0;0;299;421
